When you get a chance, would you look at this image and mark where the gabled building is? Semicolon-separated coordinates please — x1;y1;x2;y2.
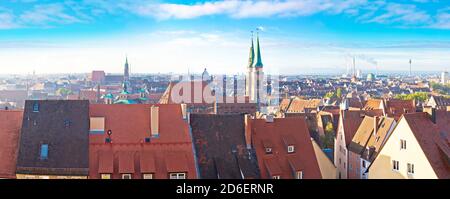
426;95;450;111
16;100;90;179
334;100;384;179
0;110;23;179
347;116;396;179
368;110;450;179
89;104;197;179
384;99;416;120
190;114;260;179
247;116;322;179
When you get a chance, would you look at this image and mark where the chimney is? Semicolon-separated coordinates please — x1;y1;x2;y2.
265;115;274;123
373;116;378;136
244;114;252;149
431;107;437;124
151;105;159;137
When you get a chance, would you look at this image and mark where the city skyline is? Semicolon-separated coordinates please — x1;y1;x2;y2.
0;0;450;74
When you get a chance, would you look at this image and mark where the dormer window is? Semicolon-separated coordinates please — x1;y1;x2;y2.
33;102;39;112
265;147;272;154
101;174;111;179
40;144;48;160
296;171;303;179
287;145;295;153
122;174;132;179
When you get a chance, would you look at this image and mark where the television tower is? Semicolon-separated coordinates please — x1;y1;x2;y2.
409;59;412;76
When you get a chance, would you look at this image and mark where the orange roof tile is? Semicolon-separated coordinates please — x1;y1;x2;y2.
0;110;23;178
251;117;321;179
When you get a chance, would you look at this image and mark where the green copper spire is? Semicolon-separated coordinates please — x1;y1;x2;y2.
247;32;255;68
253;32;263;68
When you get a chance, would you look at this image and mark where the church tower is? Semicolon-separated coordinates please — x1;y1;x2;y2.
245;31;264;106
124;56;130;81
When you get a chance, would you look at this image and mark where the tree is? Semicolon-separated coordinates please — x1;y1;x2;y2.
336;88;342;98
321;122;335;149
394;92;429;102
56;88;73;96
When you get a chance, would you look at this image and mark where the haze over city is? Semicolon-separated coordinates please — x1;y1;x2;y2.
0;0;449;74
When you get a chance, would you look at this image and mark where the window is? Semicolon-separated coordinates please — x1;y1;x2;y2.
24;175;36;179
122;174;132;179
64;119;71;128
362;161;366;168
296;171;303;179
101;174;111;179
169;173;186;179
33;102;39;112
287;145;295;153
407;163;415;175
265;147;272;154
272;175;281;179
400;139;407;150
143;173;154;179
40;144;48;160
392;160;399;171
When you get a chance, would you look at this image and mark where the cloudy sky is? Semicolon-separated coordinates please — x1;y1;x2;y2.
0;0;449;75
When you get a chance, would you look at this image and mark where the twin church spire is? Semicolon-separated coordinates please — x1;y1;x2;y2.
247;31;263;68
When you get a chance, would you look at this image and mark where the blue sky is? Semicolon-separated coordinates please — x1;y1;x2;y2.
0;0;449;74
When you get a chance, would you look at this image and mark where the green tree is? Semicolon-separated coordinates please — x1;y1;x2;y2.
394;92;429;102
336;88;342;98
320;122;335;149
57;88;73;96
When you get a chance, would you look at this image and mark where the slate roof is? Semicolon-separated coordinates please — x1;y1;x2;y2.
16;100;90;176
190;114;260;179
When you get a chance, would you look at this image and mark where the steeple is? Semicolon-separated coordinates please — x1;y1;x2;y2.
253;31;263;68
124;56;130;80
247;32;255;68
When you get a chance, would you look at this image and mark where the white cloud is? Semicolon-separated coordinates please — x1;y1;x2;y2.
0;11;20;29
364;3;431;25
127;0;369;20
19;3;86;26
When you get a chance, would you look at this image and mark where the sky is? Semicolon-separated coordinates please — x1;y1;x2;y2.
0;0;449;75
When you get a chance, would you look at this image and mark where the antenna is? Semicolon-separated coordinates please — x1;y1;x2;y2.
409;59;412;76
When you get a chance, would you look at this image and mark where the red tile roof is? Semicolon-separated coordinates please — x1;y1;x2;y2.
165;152;189;172
0;110;23;178
385;99;416;120
118;151;135;174
363;99;383;110
89;104;197;179
403;112;450;179
340;110;365;146
98;149;114;174
140;152;156;173
250;117;322;179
